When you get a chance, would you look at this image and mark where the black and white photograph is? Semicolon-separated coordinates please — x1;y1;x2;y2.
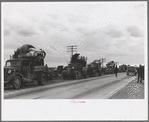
1;1;148;121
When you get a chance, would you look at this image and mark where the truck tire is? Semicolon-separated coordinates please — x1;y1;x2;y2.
62;70;68;80
47;73;53;80
63;74;67;79
93;70;98;77
83;72;87;78
37;74;46;85
74;72;78;80
12;76;21;89
98;71;101;76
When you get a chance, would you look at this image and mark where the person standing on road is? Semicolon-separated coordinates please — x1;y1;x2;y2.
141;66;144;83
137;65;141;83
115;65;118;77
142;66;144;81
137;65;143;83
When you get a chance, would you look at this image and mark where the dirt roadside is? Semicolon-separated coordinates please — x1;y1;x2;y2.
108;77;144;99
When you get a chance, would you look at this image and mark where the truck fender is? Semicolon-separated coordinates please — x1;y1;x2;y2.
62;70;68;79
62;70;67;73
62;70;68;76
12;72;25;82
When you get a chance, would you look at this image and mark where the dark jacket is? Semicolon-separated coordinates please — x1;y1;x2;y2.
137;66;144;75
115;66;118;73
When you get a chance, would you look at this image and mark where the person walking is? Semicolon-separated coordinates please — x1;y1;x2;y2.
115;65;118;77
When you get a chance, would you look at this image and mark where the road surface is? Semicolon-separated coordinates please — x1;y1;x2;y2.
4;73;134;99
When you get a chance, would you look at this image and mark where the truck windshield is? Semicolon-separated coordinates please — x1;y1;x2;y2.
128;67;135;71
6;61;21;67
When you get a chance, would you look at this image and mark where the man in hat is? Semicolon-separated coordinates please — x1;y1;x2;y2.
137;65;143;83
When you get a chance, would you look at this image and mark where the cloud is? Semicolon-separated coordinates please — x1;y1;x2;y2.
4;30;10;36
4;21;11;36
3;2;146;66
104;28;123;38
126;25;143;37
4;10;41;37
16;30;36;37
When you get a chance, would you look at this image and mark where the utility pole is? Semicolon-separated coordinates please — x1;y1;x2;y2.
67;45;77;59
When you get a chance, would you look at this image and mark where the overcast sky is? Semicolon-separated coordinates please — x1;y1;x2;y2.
2;2;147;67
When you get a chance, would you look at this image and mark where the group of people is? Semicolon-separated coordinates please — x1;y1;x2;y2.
114;65;144;84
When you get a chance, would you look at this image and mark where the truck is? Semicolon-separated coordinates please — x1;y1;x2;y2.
57;65;64;75
106;61;116;74
126;66;137;76
61;53;87;80
87;60;101;77
119;64;127;72
105;68;113;74
4;44;52;89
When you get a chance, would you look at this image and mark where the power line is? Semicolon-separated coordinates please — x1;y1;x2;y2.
67;45;77;59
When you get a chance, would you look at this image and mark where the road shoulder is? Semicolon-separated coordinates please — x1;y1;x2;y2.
108;77;144;99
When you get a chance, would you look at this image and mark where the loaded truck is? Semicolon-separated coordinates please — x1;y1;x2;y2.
106;61;116;74
62;53;87;80
119;64;127;72
87;60;101;77
126;66;137;76
4;44;52;89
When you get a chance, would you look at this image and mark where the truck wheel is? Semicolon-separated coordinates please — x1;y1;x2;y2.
84;74;87;78
63;74;67;79
74;73;78;80
12;76;21;89
93;70;98;77
83;72;87;78
47;73;53;80
62;71;68;80
98;71;101;76
37;74;46;85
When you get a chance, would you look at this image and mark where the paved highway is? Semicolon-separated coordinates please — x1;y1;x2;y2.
4;73;135;99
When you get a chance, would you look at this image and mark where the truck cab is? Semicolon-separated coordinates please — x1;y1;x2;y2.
87;60;102;77
4;58;51;89
126;66;137;76
62;63;87;80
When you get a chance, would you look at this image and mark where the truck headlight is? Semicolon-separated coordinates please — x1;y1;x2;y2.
8;70;11;74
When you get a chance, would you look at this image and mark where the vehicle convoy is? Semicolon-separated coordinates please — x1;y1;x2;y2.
126;66;137;76
87;59;101;77
4;44;52;89
62;53;87;80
